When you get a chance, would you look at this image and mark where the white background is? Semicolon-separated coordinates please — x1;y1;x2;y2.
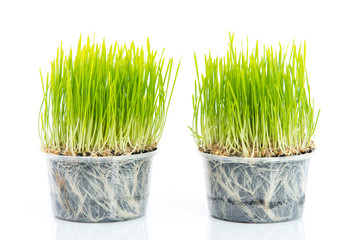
0;0;359;239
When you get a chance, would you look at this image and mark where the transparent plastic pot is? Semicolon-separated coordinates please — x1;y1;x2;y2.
201;152;312;223
45;151;156;222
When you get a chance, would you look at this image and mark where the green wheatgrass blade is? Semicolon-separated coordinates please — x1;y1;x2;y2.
39;36;180;156
192;35;319;157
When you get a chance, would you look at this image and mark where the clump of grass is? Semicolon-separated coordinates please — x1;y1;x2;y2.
191;34;320;157
39;36;180;156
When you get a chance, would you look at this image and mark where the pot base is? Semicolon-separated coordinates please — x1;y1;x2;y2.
54;213;145;223
208;196;305;223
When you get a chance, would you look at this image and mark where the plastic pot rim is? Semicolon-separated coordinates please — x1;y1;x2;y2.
199;151;314;163
43;150;157;163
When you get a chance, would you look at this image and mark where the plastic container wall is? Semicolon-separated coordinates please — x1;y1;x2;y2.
46;151;156;222
201;152;311;223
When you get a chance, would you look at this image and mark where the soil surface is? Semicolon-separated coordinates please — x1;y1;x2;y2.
43;145;157;157
200;141;315;158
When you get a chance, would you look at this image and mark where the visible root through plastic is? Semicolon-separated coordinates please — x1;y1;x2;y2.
48;157;151;222
205;157;309;222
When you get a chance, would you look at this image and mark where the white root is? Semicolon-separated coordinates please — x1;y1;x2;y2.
204;156;310;222
47;157;152;222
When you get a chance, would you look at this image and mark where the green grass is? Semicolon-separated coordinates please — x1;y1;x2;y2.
39;36;180;156
191;34;320;157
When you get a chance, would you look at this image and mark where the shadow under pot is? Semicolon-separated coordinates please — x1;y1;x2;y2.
201;152;312;223
45;151;155;222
